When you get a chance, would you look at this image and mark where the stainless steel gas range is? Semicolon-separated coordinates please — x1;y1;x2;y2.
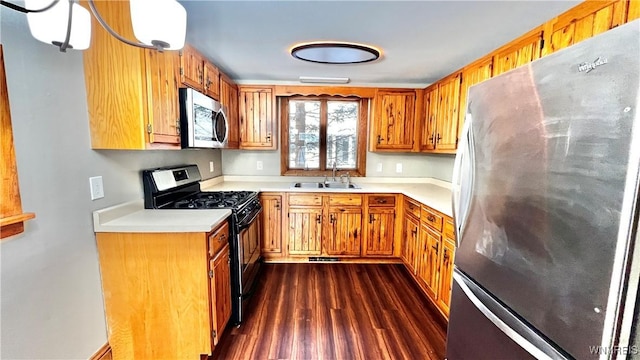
142;164;262;326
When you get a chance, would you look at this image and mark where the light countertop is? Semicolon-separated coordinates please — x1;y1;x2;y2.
93;200;231;233
201;176;453;217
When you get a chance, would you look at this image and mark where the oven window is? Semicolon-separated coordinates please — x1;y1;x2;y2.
213;111;228;142
193;103;214;141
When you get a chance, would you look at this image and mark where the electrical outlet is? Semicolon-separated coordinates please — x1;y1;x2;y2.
209;161;214;172
395;163;403;173
256;161;263;170
376;163;383;172
89;176;104;200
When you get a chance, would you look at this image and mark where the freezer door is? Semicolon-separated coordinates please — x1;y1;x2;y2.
454;21;640;359
446;269;568;360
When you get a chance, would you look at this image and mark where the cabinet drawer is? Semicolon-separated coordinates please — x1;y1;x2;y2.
367;195;396;207
208;221;229;258
289;194;323;206
421;206;443;232
328;195;362;206
404;198;421;218
444;218;455;240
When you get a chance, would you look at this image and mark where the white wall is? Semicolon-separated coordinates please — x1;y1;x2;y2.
0;10;222;359
221;149;455;181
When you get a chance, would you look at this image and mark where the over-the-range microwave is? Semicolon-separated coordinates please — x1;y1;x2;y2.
179;88;228;148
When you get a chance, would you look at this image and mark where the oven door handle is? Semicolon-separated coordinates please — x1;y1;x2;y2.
237;208;262;231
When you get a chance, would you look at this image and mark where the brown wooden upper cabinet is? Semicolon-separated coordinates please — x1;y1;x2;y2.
542;0;628;56
180;44;220;100
455;56;493;147
219;74;240;149
371;89;417;151
492;29;543;76
82;0;180;149
419;73;461;153
238;86;276;150
630;0;640;21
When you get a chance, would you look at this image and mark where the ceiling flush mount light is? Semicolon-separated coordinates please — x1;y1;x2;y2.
291;42;380;64
299;76;350;84
1;0;187;52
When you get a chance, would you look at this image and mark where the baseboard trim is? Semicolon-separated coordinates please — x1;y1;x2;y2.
89;343;112;360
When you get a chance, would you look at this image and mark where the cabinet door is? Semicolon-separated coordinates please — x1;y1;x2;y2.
436;237;456;316
492;30;543;76
435;73;461;151
260;194;282;255
145;49;180;145
180;44;204;89
363;207;395;257
238;86;276;149
326;207;362;256
287;207;323;255
419;85;438;151
417;223;440;301
220;76;239;149
416;223;438;301
458;56;493;143
402;213;420;274
543;0;627;56
203;62;220;100
630;0;640;21
372;90;416;151
211;244;231;346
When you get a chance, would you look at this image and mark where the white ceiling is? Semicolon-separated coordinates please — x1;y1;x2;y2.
180;1;580;87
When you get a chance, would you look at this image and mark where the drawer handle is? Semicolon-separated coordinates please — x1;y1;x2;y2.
376;199;387;204
220;234;226;241
316;215;321;224
444;249;450;261
411;228;418;237
432;243;439;254
369;214;374;223
427;215;436;222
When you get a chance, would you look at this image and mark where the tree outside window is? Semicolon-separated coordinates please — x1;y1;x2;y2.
282;96;367;176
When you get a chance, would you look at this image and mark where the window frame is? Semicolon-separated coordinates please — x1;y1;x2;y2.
280;96;368;177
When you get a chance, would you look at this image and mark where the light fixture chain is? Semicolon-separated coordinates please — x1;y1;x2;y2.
57;0;74;52
0;0;59;13
87;0;159;51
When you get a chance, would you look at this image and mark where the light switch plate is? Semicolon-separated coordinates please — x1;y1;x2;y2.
376;163;383;172
209;161;214;172
89;176;104;200
256;161;263;170
395;163;403;173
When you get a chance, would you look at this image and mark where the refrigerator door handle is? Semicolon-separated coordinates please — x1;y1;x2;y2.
452;115;474;247
453;270;568;360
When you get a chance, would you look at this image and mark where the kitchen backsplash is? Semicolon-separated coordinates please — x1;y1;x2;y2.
221;149;454;182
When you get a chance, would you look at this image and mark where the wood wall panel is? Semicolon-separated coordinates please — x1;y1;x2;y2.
0;45;34;239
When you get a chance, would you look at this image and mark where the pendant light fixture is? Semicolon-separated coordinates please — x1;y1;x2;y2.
1;0;187;52
23;0;91;51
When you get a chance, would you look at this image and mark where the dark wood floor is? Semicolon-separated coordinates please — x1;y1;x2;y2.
211;263;447;360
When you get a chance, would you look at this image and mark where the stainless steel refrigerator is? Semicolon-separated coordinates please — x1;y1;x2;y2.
448;20;640;359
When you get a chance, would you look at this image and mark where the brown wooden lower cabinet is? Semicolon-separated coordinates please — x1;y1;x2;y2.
402;196;456;319
259;191;456;319
95;220;232;360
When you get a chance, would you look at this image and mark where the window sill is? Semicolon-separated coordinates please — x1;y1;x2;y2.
1;212;35;239
282;169;365;177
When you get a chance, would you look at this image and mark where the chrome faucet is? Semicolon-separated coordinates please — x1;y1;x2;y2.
332;161;337;182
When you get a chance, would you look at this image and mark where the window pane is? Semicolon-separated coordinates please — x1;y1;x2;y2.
289;100;320;169
327;101;358;169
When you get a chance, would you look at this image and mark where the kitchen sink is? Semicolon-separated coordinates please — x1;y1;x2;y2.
323;182;360;189
290;182;361;189
292;182;324;188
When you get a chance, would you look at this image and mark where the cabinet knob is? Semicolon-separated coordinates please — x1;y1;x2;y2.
427;215;435;222
432;243;439;254
436;133;442;143
266;133;272;142
377;135;382;144
316;215;321;224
